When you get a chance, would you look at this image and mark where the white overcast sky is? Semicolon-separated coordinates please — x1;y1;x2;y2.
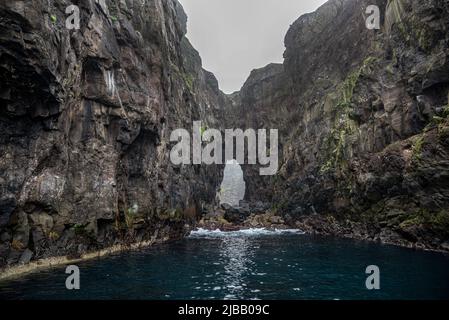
178;0;327;93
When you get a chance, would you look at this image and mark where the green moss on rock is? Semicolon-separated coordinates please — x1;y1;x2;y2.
400;210;449;237
411;135;424;161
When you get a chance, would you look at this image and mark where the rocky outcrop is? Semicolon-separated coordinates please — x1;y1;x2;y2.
232;0;449;251
198;201;288;231
0;0;227;268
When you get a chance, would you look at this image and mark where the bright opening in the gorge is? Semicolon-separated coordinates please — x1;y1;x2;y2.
218;160;246;207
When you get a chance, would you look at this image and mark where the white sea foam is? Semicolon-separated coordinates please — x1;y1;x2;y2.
188;227;304;239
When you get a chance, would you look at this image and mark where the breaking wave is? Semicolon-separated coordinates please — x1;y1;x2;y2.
188;228;304;239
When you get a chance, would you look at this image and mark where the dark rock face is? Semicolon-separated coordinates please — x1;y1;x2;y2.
231;0;449;251
0;0;227;267
221;202;251;224
226;63;294;201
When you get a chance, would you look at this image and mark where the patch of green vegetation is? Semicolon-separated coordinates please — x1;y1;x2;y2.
72;223;97;244
429;211;449;235
50;14;57;24
338;73;358;109
404;9;435;52
169;208;183;222
411;135;424;161
200;125;207;137
157;208;183;222
198;124;214;143
388;0;434;52
109;2;120;19
400;209;449;237
386;0;406;34
431;116;445;129
169;62;195;93
320;58;377;174
338;71;359;110
399;216;421;229
110;15;118;22
125;209;135;229
437;105;449;136
416;26;433;52
423;105;449;134
337;57;376;109
320;119;355;174
320;160;333;174
385;64;395;75
182;72;195;92
320;114;356;174
48;231;60;241
320;129;346;173
73;224;86;235
217;216;230;225
442;104;449;118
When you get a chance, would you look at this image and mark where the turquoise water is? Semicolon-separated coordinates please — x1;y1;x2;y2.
1;229;448;300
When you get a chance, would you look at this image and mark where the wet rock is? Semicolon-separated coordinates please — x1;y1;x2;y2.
19;249;33;265
244;212;288;229
219;201;254;224
224;209;250;224
9;211;30;250
440;242;449;251
198;210;231;230
7;249;22;266
31;228;45;249
220;203;233;211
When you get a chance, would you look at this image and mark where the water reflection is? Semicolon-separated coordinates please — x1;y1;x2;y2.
218;237;255;299
2;232;449;300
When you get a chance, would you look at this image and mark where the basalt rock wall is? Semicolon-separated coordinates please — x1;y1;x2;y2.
0;0;227;267
231;0;449;250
